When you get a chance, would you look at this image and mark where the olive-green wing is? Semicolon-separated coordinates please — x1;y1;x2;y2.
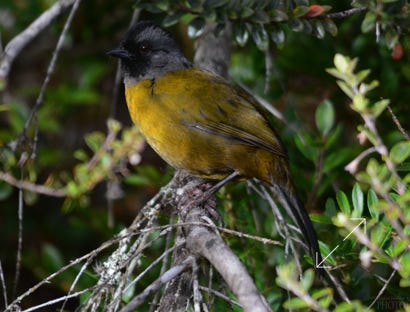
180;70;287;159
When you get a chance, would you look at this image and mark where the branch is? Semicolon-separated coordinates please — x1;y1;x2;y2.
0;0;76;85
325;7;368;20
387;105;410;142
0;171;66;197
175;176;272;312
184;208;272;312
119;258;194;312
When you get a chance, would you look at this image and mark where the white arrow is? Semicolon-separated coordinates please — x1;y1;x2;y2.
316;218;366;269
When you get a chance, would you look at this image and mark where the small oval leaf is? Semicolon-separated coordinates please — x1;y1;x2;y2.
315;100;335;136
390;141;410;164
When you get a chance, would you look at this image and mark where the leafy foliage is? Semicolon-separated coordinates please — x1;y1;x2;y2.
1;0;410;310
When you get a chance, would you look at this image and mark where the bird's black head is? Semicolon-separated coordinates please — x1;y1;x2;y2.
108;21;192;85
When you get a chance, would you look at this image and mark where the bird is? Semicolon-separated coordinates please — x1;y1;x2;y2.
108;21;322;271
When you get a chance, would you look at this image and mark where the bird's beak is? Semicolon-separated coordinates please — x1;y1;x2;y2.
107;46;131;60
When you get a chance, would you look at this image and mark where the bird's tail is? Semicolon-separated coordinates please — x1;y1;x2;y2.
269;183;323;275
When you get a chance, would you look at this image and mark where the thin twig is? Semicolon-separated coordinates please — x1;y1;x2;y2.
345;147;377;174
192;259;201;312
18;0;82;154
0;261;7;309
387;105;410;141
324;7;368;19
59;258;91;312
123;243;183;295
0;171;66;197
12;168;24;299
0;0;76;83
22;287;92;312
149;215;175;312
367;270;397;309
4;227;142;311
264;47;273;94
119;258;194;312
198;286;242;308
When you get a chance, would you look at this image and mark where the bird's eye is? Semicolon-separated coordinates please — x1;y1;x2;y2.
138;43;151;55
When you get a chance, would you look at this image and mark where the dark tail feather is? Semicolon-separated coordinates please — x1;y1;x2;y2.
271;184;323;276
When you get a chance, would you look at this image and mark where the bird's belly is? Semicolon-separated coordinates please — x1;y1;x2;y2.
125;83;231;179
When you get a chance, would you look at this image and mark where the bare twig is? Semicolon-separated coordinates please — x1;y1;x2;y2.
198;286;242;308
367;270;397;310
12;169;24;299
149;215;175;312
119;258;194;312
123;242;183;295
0;0;76;84
0;171;66;197
18;0;82;154
182;191;273;312
23;288;92;312
264;47;273;94
345;147;377;174
325;7;368;19
0;261;7;309
59;258;92;312
387;105;410;141
3;217;151;311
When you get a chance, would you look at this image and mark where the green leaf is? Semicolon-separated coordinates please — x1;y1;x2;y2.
313;20;326;39
315;100;335;136
292;5;309;17
334;54;350;73
300;269;314;290
42;244;64;271
312;288;332;308
162;13;184;27
288;18;304;32
270;27;285;44
293;0;309;6
234;24;249;47
323;18;338;36
325;198;337;218
310;213;332;224
185;0;202;10
302;19;313;34
371;99;389;117
336;80;355;99
294;132;318;161
367;189;379;220
0;182;13;201
284;297;309;309
187;17;206;38
361;12;376;33
352;93;369;111
390;141;410;164
240;7;254;18
352;183;364;218
137;2;164;13
356;69;370;83
251;11;270;23
250;24;269;51
399;252;410;277
319;241;336;265
323;148;352;172
84;132;104;152
204;0;229;9
336;190;351;214
389;239;407;257
370;220;391;247
384;27;399;49
270;9;288;22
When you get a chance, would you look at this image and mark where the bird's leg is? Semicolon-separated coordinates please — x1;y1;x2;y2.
203;171;241;201
175;171;240;224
